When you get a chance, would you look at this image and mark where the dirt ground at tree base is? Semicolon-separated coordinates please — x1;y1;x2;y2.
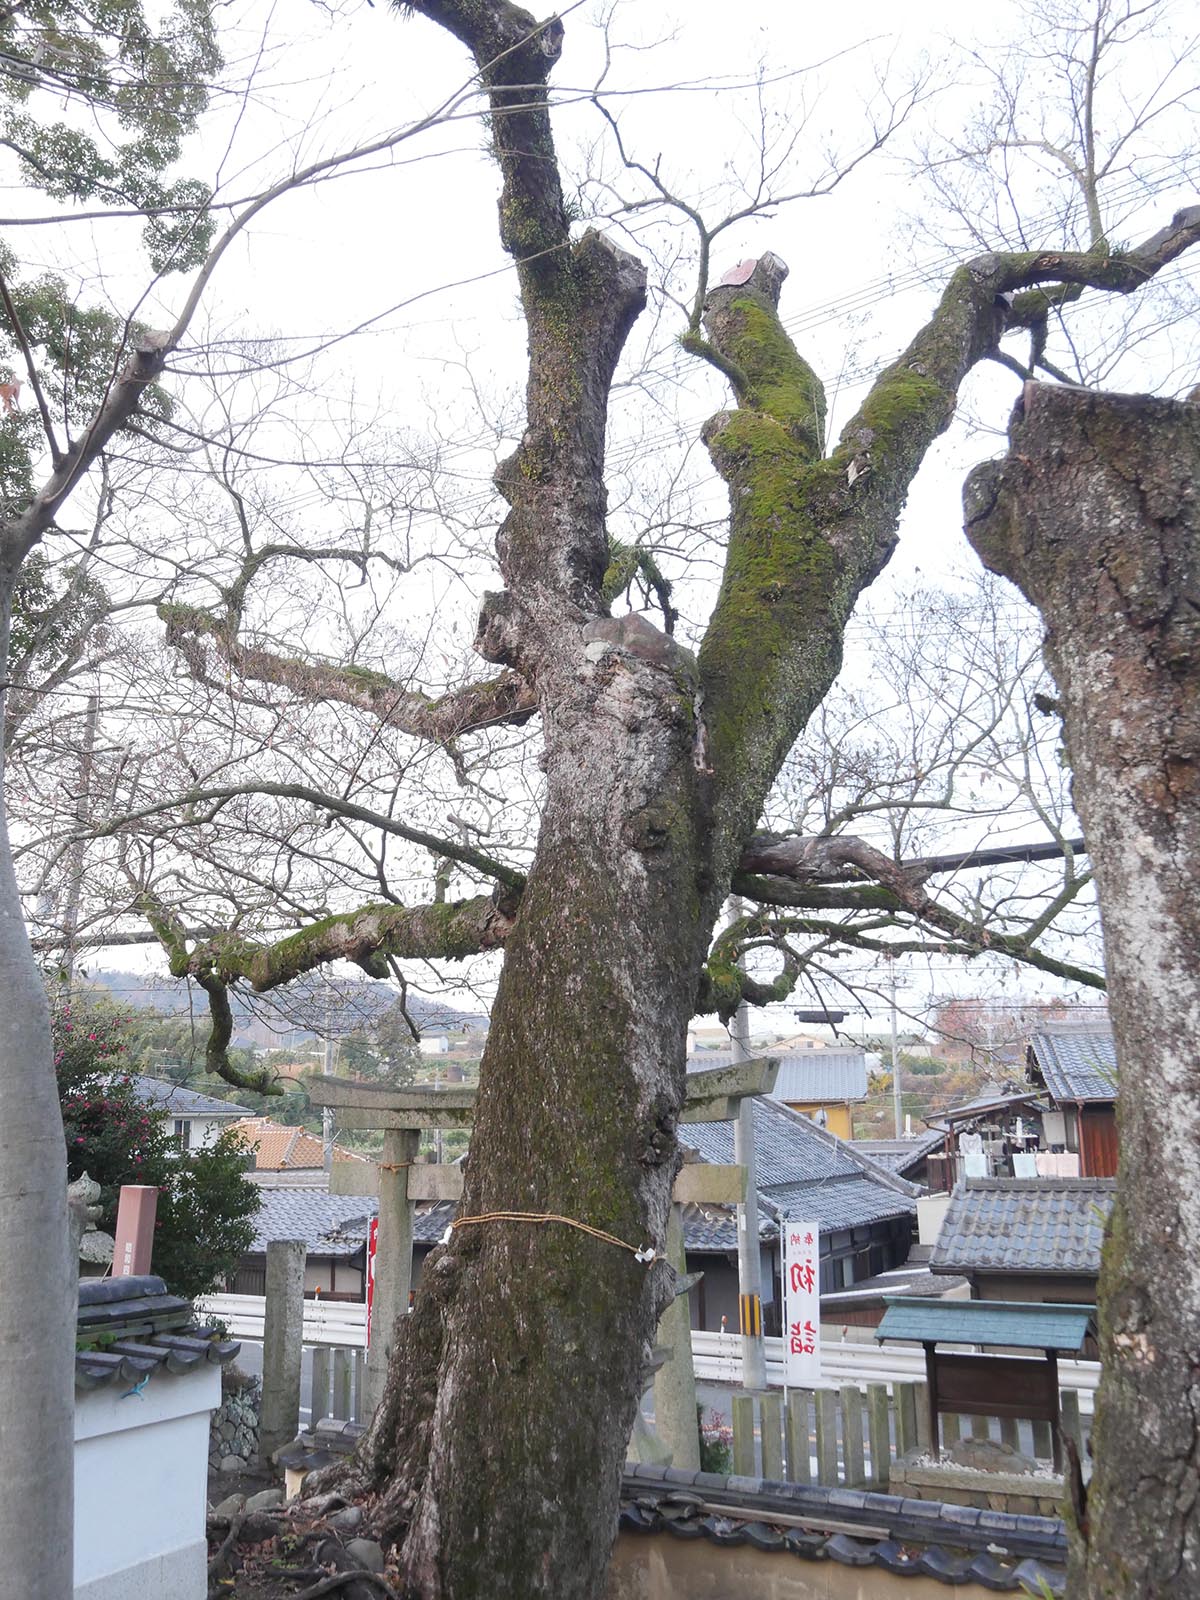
206;1486;403;1600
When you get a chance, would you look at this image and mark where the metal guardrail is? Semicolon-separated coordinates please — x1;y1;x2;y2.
692;1331;1099;1410
197;1291;367;1347
197;1293;1098;1410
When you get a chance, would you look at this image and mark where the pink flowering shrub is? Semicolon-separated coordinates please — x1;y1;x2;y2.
697;1406;734;1476
53;998;258;1298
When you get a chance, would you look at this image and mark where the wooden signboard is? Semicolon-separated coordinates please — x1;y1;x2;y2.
925;1347;1062;1469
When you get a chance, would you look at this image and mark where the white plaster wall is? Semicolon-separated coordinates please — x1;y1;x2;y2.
917;1194;951;1246
189;1115;233;1150
303;1261;365;1296
75;1364;220;1600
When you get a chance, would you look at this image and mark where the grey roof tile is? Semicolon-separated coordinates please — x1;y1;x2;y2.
1027;1027;1117;1103
930;1178;1115;1276
680;1207;739;1252
75;1275;239;1390
855;1130;946;1174
248;1186;452;1257
129;1074;254;1119
682;1099;917;1240
688;1051;868;1104
618;1464;1067;1588
762;1176;915;1231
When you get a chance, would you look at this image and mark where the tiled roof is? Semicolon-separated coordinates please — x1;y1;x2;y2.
247;1186;453;1257
1028;1027;1117;1103
762;1175;917;1231
128;1075;253;1119
930;1178;1114;1277
273;1429;1064;1594
855;1130;946;1175
822;1264;967;1311
935;1088;1045;1125
682;1098;917;1240
687;1051;868;1104
247;1100;917;1262
877;1295;1094;1353
228;1117;370;1170
76;1274;241;1390
679;1205;740;1252
618;1465;1066;1594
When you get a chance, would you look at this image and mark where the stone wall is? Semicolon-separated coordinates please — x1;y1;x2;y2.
209;1373;261;1474
889;1454;1064;1517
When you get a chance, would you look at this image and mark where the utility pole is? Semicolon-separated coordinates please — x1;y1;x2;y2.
889;959;903;1139
322;988;335;1172
729;900;767;1391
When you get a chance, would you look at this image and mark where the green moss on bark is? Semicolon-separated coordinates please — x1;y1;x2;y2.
722;297;826;455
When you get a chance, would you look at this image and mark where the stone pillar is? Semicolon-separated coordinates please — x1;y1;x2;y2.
363;1127;418;1417
112;1184;158;1276
259;1238;306;1460
652;1205;700;1471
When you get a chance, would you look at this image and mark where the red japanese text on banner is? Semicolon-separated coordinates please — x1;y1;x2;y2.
366;1216;379;1349
783;1220;821;1386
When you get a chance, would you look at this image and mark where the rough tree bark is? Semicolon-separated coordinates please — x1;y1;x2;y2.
0;567;75;1597
965;384;1200;1599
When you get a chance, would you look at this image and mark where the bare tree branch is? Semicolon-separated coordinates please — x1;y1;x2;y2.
159;605;537;742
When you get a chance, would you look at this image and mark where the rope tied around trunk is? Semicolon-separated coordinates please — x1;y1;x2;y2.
444;1210;663;1265
377;1161;415;1173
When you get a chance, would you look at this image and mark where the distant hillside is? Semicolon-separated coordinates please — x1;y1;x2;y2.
83;969;488;1050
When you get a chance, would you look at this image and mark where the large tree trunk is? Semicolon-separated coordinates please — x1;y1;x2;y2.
0;578;75;1599
965;383;1200;1598
376;617;715;1597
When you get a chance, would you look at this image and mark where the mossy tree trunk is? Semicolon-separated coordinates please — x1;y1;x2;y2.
965;384;1200;1598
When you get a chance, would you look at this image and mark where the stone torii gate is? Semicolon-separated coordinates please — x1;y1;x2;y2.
307;1057;778;1463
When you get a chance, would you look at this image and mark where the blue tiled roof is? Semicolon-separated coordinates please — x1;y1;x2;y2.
876;1295;1095;1352
1028;1027;1117;1103
931;1178;1113;1277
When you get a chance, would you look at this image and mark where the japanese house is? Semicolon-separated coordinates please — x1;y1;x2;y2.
1026;1025;1118;1177
680;1097;919;1333
929;1176;1113;1318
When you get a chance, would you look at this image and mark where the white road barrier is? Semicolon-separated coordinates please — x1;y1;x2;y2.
198;1292;1098;1412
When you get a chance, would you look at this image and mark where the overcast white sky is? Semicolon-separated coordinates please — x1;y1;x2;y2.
23;0;1200;1029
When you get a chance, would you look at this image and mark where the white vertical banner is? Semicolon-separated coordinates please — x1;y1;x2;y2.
783;1220;821;1386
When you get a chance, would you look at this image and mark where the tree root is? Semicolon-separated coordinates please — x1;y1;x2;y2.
208;1510;246;1587
289;1571;400;1600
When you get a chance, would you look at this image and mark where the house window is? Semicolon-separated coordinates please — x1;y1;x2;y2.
173;1118;191;1150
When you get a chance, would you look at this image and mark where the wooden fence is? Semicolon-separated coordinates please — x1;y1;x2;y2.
297;1351;1087;1488
309;1345;367;1426
725;1381;1088;1489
